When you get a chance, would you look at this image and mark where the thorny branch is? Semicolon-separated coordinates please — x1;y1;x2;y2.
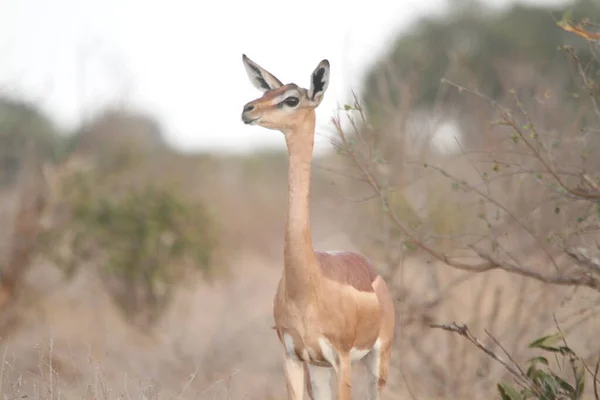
500;111;600;201
331;101;600;292
564;47;600;125
565;247;600;276
430;323;529;388
443;79;600;201
432;322;600;399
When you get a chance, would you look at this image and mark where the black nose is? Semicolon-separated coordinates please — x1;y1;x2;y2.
243;104;254;112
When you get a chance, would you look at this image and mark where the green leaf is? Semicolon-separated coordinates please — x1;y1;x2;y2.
532;345;574;355
403;240;417;250
497;382;522;400
575;362;585;396
558;346;575;355
520;388;536;399
553;374;575;396
560;9;573;24
526;364;540;381
528;356;549;366
528;332;564;349
539;373;561;397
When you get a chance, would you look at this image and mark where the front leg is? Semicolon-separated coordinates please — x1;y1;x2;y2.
283;351;305;400
336;354;352;400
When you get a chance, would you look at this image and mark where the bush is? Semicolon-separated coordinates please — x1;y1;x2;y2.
326;9;600;400
41;134;220;327
0;96;65;186
435;324;596;400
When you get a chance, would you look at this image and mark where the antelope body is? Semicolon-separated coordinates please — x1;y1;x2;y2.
240;54;395;400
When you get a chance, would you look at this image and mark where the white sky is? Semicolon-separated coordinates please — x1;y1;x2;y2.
0;0;569;154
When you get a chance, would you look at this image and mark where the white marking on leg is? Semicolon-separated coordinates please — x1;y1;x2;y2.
283;352;306;400
307;364;333;400
318;337;338;372
362;339;382;400
284;333;297;360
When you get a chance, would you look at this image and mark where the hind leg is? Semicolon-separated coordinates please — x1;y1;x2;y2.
362;341;391;400
306;364;333;400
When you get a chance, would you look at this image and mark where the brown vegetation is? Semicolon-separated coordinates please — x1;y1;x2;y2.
0;5;600;400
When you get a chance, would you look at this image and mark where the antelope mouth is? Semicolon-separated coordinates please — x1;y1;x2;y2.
243;117;260;125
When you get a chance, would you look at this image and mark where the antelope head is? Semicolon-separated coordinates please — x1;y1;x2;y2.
240;54;330;134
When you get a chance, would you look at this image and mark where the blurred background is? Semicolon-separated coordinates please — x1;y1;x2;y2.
1;0;600;398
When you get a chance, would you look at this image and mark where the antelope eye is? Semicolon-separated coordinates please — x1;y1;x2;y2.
283;96;299;107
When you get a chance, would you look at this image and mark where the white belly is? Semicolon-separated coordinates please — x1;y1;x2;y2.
349;345;372;362
283;333;379;368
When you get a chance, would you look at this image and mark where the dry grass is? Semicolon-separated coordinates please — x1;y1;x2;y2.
1;23;600;400
1;250;598;400
1;138;598;398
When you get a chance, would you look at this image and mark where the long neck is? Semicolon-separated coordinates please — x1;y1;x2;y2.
283;112;320;299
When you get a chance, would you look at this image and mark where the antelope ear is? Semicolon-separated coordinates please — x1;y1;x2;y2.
242;54;284;92
307;59;330;107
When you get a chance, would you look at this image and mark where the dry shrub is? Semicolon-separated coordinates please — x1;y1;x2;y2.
38;109;221;328
321;18;600;400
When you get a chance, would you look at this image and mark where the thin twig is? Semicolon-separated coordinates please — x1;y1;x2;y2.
594;357;599;400
334;112;600;291
565;47;600;125
485;329;527;379
565;247;600;275
430;322;530;388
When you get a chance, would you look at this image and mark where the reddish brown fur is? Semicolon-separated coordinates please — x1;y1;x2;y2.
273;251;393;359
315;251;377;293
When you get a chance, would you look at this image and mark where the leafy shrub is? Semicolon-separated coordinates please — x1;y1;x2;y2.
73;179;218;325
52;162;217;324
433;324;597;400
42;143;220;327
497;332;591;400
0;96;65;186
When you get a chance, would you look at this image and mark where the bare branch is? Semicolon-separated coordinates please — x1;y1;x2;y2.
565;47;600;126
332;112;600;292
565;247;600;275
430;322;528;387
594;357;600;400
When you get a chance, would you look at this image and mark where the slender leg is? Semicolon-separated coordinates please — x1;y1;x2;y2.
283;353;305;400
306;364;333;400
363;348;381;400
363;342;392;400
336;354;351;400
378;343;392;394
